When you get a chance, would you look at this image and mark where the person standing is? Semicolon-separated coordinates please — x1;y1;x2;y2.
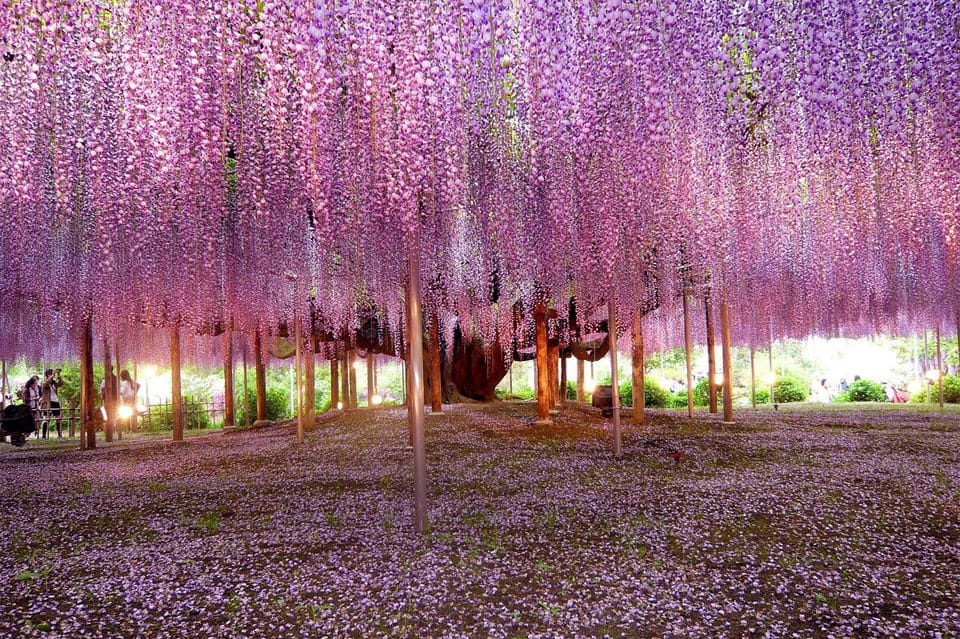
40;369;64;438
118;369;139;432
99;366;119;434
23;375;41;437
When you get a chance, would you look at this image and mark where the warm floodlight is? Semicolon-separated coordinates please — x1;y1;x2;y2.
370;394;383;406
117;405;134;419
762;372;776;386
336;401;343;410
583;378;597;393
713;373;724;386
907;380;923;394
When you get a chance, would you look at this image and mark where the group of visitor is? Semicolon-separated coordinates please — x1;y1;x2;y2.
11;369;66;438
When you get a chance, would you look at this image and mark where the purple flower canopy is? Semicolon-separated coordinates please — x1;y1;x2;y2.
0;0;957;363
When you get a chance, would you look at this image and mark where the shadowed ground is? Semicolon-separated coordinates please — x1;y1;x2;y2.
1;403;958;638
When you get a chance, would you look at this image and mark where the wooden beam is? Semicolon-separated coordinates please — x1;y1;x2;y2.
330;357;339;409
705;294;718;413
428;312;442;413
750;345;757;409
534;304;552;424
576;357;585;403
103;338;114;443
348;350;358;409
559;351;567;404
254;332;267;421
223;326;235;429
171;325;183;442
406;240;428;534
305;341;315;428
547;339;559;408
682;291;694;419
367;352;376;408
631;311;645;424
720;298;734;424
295;315;304;444
80;322;95;449
340;351;350;409
608;300;622;457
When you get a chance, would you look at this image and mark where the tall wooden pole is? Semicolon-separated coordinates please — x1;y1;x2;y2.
171;325;183;442
223;326;235;429
406;240;428;534
254;332;267;421
534;304;552;424
720;299;734;424
294;315;304;444
631;311;645;424
340;352;349;409
682;291;695;419
705;295;718;413
608;300;622;457
936;324;944;408
114;340;122;440
330;358;339;409
547;340;560;408
103;338;114;443
750;345;757;409
348;351;358;409
242;349;249;427
304;339;315;427
367;352;376;408
956;314;960;376
559;351;567;404
428;312;442;413
576;358;585;403
0;359;6;411
81;322;95;449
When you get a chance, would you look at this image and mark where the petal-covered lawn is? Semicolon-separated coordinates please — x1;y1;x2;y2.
1;403;958;638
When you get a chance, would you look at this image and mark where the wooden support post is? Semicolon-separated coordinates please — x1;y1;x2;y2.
720;298;734;424
242;349;250;427
559;351;567;404
534;304;552;424
750;345;757;409
340;352;349;409
548;340;560;408
367;352;376;408
114;342;122;440
103;339;114;443
705;295;718;413
295;315;304;444
80;322;95;449
682;291;695;419
406;240;429;534
0;359;6;411
305;340;315;427
171;325;183;442
330;358;339;409
937;324;944;409
223;326;235;429
428;312;442;413
631;311;645;424
608;300;622;457
254;332;267;422
576;358;585;403
348;351;358;409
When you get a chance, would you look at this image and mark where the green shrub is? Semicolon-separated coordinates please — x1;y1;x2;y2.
772;376;808;403
644;379;670;408
617;378;671;408
833;390;851;403
692;378;712;407
846;379;886;402
910;375;960;403
668;392;688;409
235;387;291;425
752;388;770;404
566;381;577;401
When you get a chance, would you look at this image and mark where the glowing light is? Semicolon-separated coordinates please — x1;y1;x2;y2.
370;394;383;406
713;373;724;386
907;380;923;394
336;401;343;410
583;378;597;393
117;405;134;419
925;369;942;382
762;373;776;386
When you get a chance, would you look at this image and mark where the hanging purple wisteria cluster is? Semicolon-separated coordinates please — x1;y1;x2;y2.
0;0;957;360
